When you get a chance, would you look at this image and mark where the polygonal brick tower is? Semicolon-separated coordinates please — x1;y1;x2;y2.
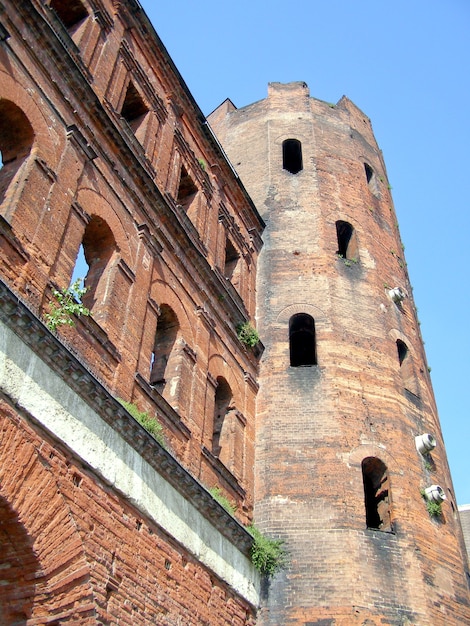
209;82;470;625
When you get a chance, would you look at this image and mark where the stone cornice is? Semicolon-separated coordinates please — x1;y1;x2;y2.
0;278;253;557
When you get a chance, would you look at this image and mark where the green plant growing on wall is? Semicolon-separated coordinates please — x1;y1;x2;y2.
209;486;237;516
247;525;287;577
198;158;206;171
425;500;442;518
420;489;442;518
118;399;165;447
45;278;89;331
237;322;259;348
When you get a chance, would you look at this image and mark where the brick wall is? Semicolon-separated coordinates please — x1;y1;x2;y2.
209;81;470;625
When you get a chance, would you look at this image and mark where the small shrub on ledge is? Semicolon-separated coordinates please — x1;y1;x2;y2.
118;399;165;447
236;322;259;348
209;486;237;516
247;525;287;577
45;278;89;331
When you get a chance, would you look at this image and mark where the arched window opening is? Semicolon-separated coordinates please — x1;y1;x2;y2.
336;220;358;260
224;237;240;280
0;100;34;206
150;305;179;388
364;162;374;184
121;81;149;136
212;377;233;458
362;457;392;531
282;139;303;174
50;0;88;34
289;313;317;367
177;166;198;212
396;339;419;396
80;216;117;315
396;339;408;366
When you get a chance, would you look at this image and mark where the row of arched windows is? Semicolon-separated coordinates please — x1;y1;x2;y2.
0;91;247;483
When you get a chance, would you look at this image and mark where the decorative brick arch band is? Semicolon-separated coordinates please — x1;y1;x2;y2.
277;302;326;325
0;68;63;168
388;328;418;358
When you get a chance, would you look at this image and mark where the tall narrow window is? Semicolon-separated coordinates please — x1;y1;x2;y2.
289;313;317;366
224;238;240;280
364;163;374;184
336;220;358;260
50;0;88;34
396;339;408;366
80;216;117;317
282;139;303;174
121;81;149;137
150;305;179;388
362;457;392;531
212;377;233;459
396;339;419;396
177;166;198;213
0;100;34;206
364;162;380;196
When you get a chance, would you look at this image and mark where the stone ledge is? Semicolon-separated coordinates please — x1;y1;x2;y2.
0;278;259;606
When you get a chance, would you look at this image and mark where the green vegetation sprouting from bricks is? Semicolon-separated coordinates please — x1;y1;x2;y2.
118;399;165;447
236;322;259;348
209;486;237;516
247;524;287;577
45;278;90;331
208;486;287;576
425;500;442;518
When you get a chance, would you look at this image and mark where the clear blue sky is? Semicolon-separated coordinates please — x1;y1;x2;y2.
140;0;470;505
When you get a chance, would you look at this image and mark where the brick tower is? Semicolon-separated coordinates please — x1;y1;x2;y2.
209;82;470;625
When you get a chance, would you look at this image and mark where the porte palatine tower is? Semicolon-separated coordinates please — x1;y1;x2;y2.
209;82;470;625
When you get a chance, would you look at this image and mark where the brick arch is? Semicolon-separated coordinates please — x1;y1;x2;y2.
348;443;397;470
325;211;366;239
0;68;63;168
388;329;417;358
76;187;132;265
0;408;96;622
277;302;326;325
273;132;308;146
149;279;194;346
207;353;242;406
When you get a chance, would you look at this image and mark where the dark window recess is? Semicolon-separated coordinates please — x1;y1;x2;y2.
289;313;317;367
396;339;419;396
362;457;392;531
150;305;179;387
121;81;149;132
50;0;88;32
0;100;34;205
364;162;374;183
177;166;197;211
396;339;408;366
282;139;303;174
336;220;358;260
213;377;233;457
224;238;240;280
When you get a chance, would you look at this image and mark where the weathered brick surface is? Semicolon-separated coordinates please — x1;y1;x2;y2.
0;0;263;521
209;81;470;625
0;0;263;622
0;404;256;624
